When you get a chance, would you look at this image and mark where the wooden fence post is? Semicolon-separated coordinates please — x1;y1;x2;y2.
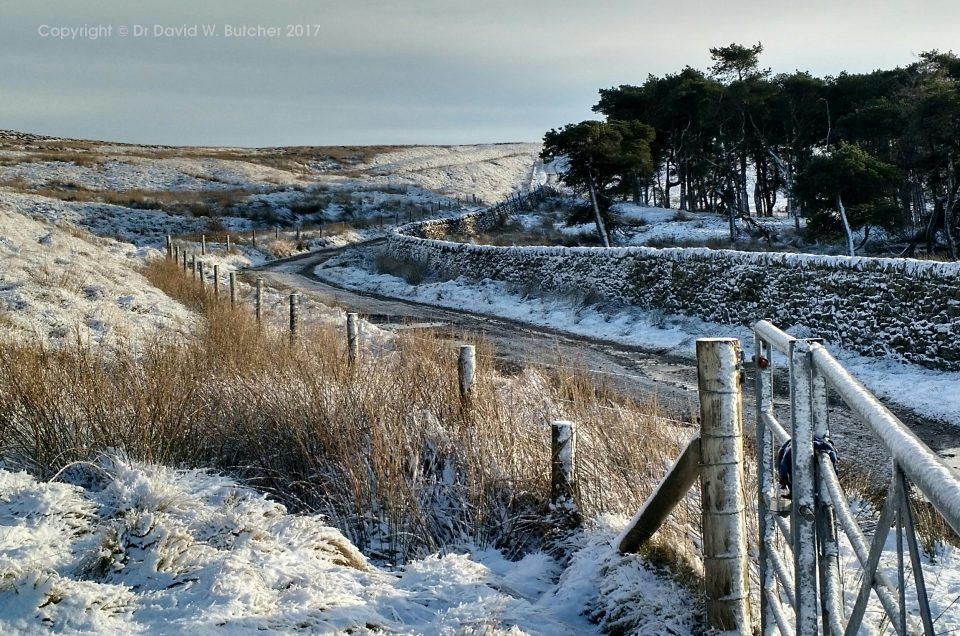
346;312;359;364
166;235;172;260
275;226;280;240
198;261;205;289
201;234;206;256
255;278;264;327
551;421;579;519
191;255;197;280
696;338;751;633
182;251;188;273
289;293;299;340
226;233;231;253
458;345;475;400
213;264;220;300
174;243;180;263
252;229;257;247
229;272;236;309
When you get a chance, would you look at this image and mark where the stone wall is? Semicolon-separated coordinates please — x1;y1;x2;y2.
387;216;960;371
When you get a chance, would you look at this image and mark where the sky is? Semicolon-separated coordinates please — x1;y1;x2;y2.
3;1;959;147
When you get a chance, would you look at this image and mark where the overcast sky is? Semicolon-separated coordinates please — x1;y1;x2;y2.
3;1;958;147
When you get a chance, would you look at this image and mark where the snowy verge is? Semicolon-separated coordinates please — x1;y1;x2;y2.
0;459;707;635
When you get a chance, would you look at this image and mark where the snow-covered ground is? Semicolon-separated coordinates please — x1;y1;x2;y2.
0;206;195;348
0;457;700;635
363;144;541;204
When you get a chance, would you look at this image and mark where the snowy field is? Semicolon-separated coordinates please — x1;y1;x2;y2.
3;134;960;634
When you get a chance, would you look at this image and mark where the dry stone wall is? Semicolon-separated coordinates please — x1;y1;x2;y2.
388;215;960;371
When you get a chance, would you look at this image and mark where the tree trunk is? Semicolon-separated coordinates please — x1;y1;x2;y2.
679;162;687;211
946;155;957;260
837;193;855;256
587;173;611;248
739;152;750;216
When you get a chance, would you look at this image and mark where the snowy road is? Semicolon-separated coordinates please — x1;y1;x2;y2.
253;243;960;484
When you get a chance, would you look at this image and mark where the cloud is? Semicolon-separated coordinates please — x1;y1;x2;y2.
3;0;959;145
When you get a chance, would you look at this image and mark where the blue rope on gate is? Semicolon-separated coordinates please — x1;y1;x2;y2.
777;435;838;499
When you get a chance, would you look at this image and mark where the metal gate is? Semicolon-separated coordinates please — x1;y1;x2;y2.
754;320;960;635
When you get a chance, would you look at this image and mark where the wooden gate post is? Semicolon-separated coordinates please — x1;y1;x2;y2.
458;345;475;400
696;338;752;632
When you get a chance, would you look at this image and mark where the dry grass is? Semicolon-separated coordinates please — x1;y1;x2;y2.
0;256;701;572
0;134;408;176
2;178;256;218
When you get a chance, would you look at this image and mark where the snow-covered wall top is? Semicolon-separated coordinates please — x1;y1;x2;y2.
390;212;960;371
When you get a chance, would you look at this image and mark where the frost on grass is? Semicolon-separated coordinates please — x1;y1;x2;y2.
0;458;718;635
0;458;379;634
0;206;194;348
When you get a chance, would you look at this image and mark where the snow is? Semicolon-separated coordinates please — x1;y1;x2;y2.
0;155;306;192
0;459;702;635
0;206;195;348
362;144;542;204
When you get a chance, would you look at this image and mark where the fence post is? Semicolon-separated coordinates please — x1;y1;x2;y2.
182;251;188;273
346;312;359;364
213;264;220;300
551;421;579;519
174;243;180;263
806;338;843;633
789;340;819;635
201;234;206;256
198;261;205;289
255;278;264;327
754;332;777;635
166;235;172;260
226;233;231;253
252;229;257;247
696;338;751;633
458;345;475;400
289;293;299;340
191;255;197;280
229;272;236;309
